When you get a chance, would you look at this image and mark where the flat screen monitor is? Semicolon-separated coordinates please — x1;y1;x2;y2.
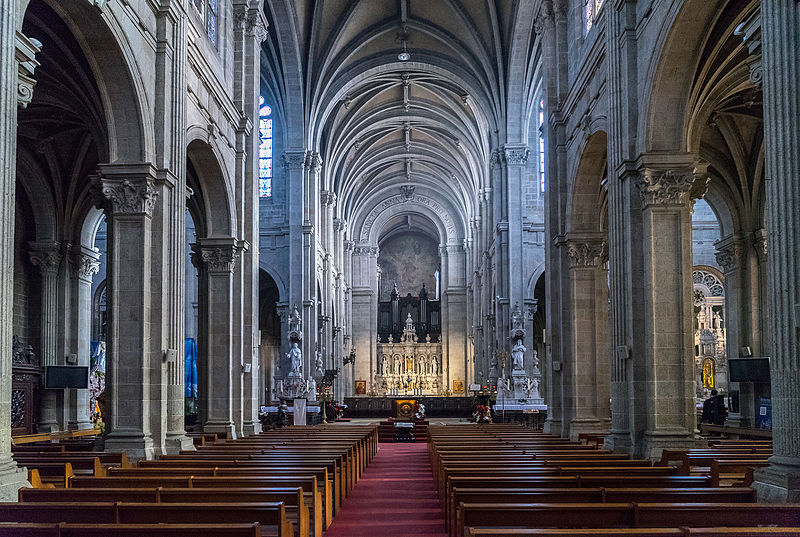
728;357;770;383
45;366;89;389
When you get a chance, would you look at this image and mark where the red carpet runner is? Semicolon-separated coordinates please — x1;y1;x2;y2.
324;441;448;537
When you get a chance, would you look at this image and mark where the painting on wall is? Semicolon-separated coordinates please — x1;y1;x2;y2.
453;379;465;394
354;379;367;395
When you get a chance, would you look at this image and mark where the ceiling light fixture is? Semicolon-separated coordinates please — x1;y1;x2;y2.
397;24;411;61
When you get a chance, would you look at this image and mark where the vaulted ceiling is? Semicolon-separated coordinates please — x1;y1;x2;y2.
261;0;542;235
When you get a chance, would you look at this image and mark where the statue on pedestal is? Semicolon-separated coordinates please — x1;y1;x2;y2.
288;341;303;378
307;376;317;401
512;340;526;370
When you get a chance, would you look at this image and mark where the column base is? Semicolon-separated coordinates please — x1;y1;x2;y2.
67;420;94;431
567;418;611;442
753;458;800;503
240;421;262;437
604;431;634;454
543;418;562;436
163;432;195;454
638;429;703;461
104;431;155;461
203;421;237;440
0;457;30;502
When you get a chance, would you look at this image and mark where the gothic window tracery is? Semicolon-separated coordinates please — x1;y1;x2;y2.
584;0;606;33
259;97;273;198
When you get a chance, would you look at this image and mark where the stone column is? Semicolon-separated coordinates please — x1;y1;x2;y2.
564;236;610;440
1;0;36;497
634;162;707;458
193;238;240;438
752;0;800;503
94;166;160;460
67;246;100;430
28;242;63;432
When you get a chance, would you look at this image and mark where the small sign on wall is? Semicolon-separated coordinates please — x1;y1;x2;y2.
453;379;465;394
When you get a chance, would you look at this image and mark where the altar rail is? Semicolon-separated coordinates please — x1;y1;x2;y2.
343;396;474;418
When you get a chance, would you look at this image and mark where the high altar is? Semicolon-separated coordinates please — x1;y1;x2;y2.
376;310;442;396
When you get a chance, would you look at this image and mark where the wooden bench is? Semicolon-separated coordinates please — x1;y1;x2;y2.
448;488;756;537
68;475;322;537
0;502;293;537
19;487;310;537
0;522;265;536
459;503;800;537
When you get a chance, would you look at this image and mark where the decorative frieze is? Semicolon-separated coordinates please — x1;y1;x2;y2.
352;245;379;256
566;239;608;268
28;242;62;275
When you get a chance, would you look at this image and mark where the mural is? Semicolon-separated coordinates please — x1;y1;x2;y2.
378;232;440;300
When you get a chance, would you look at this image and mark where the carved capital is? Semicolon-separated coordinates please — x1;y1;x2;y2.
714;240;746;273
87;0;110;9
502;145;530;166
352;244;378;256
70;248;101;281
28;242;62;275
344;240;354;252
333;218;347;232
93;177;159;216
534;5;554;35
16;32;41;109
752;229;768;263
734;7;762;88
489;150;500;169
282;151;307;170
310;152;323;173
234;5;269;43
321;190;337;207
566;239;608;268
635;167;697;207
200;246;240;273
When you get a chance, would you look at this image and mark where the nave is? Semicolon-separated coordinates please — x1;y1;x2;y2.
3;422;800;535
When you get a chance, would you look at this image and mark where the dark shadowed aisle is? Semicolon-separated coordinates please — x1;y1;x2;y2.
324;441;448;537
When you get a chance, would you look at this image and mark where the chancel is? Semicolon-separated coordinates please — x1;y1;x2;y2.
0;0;799;535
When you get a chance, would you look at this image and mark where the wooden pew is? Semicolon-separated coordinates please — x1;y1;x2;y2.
19;487;310;537
0;502;293;537
68;475;322;537
458;503;800;537
449;488;756;537
0;522;265;536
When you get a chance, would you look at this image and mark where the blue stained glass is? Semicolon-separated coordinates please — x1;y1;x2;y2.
259;97;274;198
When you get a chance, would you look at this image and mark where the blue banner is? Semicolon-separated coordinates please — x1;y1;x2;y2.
185;338;198;398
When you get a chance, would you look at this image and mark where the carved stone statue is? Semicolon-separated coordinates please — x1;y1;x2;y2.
314;348;324;377
288;304;302;340
381;355;388;375
287;341;303;377
512;340;526;370
531;349;539;369
496;378;506;401
307;376;317;401
511;303;524;331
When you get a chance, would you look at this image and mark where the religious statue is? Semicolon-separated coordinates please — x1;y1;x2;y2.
511;303;524;331
307;376;317;401
531;349;539;369
512;340;526;370
530;377;540;396
496;378;506;402
288;341;303;377
289;304;303;341
381;355;388;375
314;348;324;377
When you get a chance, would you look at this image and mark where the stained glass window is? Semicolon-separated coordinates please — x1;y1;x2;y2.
259;96;273;198
207;0;217;44
539;98;546;193
585;0;605;33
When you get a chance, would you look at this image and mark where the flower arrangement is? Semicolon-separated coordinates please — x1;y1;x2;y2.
474;404;491;423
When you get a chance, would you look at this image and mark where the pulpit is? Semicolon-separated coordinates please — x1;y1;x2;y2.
11;336;42;436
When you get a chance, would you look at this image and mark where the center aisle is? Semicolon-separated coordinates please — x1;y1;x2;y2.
324;441;448;537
